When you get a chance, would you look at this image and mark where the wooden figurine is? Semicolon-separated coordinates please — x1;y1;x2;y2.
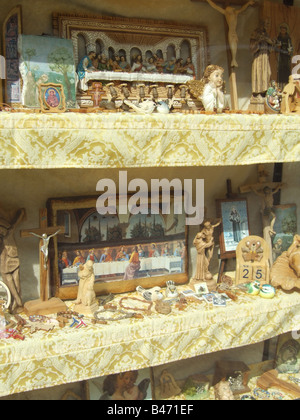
239;165;284;265
74;260;98;316
271;234;300;291
20;209;67;316
206;0;255;68
0;207;25;313
281;75;300;114
191;219;221;291
236;235;270;285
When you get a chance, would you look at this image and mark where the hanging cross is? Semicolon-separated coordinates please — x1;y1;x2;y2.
20;209;65;302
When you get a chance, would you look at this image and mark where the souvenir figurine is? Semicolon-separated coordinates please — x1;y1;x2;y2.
165;281;178;298
259;284;276;299
245;281;260;295
136;286;164;302
191;219;221;291
201;65;226;112
74;260;99;315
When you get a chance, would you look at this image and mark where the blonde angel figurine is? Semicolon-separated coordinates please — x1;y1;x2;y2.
188;64;226;112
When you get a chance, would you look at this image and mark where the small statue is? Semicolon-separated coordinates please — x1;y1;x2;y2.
281;75;300;114
0;208;25;313
271;234;300;291
206;0;255;68
187;65;226;112
74;260;98;315
192;220;221;291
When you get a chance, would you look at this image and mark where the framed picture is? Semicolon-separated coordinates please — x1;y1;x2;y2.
52;13;209;80
18;34;77;108
275;332;300;374
271;204;297;262
47;195;188;300
87;368;153;400
216;198;250;260
39;83;66;113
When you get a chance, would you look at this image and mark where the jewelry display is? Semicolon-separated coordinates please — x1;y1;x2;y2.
93;308;143;323
253;387;271;400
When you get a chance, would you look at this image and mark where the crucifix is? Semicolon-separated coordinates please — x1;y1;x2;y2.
20;208;67;315
239;165;285;266
191;0;256;110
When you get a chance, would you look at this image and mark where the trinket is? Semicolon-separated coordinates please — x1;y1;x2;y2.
259;284;276;299
136;286;164;302
165;281;178;299
119;297;153;315
155;300;172;315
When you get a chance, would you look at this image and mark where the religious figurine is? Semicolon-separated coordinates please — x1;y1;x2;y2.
74;260;98;315
265;80;282;113
275;23;294;89
250;19;274;97
202;65;226;112
250;183;284;264
192;220;221;291
29;230;61;270
76;51;97;92
0;207;25;313
206;0;255;68
281;75;300;114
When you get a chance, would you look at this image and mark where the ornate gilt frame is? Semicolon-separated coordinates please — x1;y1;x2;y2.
52;13;209;79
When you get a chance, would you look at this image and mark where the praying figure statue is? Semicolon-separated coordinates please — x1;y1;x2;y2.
206;0;255;67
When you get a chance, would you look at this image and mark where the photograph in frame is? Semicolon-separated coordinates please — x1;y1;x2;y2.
216;198;250;259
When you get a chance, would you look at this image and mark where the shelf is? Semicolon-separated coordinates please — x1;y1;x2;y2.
1;287;299;397
0;112;299;169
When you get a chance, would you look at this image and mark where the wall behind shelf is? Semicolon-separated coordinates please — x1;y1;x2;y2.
0;163;299;302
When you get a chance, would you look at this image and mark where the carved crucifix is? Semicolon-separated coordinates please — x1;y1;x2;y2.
20;209;67;315
191;0;256;110
239;165;285;265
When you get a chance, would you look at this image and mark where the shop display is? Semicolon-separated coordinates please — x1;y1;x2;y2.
0;0;299;402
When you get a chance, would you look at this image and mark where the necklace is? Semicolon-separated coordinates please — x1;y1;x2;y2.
119;297;153;315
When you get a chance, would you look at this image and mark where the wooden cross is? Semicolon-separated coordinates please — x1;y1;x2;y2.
20;209;65;302
239;165;285;265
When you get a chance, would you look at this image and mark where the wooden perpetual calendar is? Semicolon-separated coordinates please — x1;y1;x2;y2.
235;236;270;285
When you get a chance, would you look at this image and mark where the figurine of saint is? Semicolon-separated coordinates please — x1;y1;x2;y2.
206;0;255;67
250;20;274;96
275;23;293;88
74;260;98;309
193;220;221;287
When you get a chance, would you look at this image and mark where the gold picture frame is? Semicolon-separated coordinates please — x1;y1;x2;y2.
47;195;188;300
52;13;209;79
39;83;66;113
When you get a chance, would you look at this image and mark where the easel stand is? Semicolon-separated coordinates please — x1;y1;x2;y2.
21;209;67;316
